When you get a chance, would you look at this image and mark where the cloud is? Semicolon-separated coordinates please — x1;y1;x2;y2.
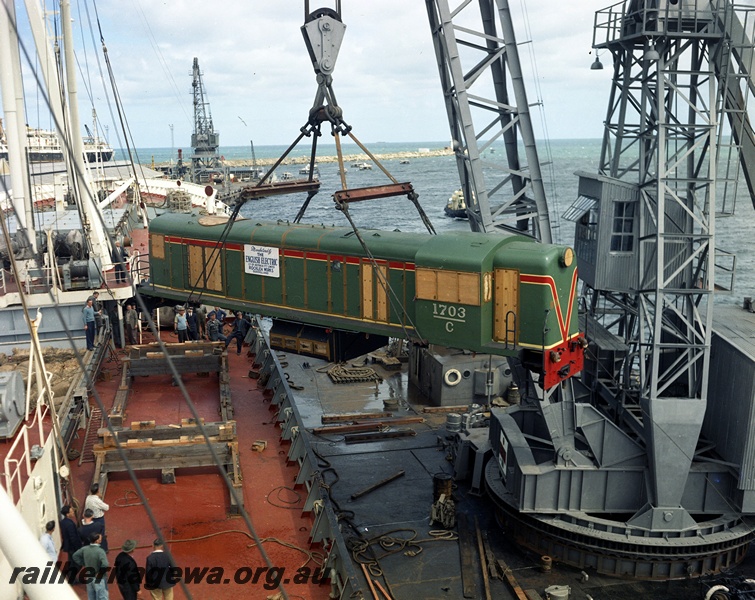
6;0;612;147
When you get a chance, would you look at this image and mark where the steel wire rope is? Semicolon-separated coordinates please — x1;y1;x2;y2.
18;6;60;243
122;0;193;127
70;37;121;245
91;1;158;225
79;0;132;169
517;0;562;244
335;202;428;347
44;10;97;257
345;130;437;235
106;528;325;571
182;128;312;307
318;124;434;348
5;18;293;600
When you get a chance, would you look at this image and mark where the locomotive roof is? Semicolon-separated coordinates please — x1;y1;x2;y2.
149;212;529;268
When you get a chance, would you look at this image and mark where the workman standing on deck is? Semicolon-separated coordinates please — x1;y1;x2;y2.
206;311;227;343
73;533;109;599
77;509;105;549
39;520;57;562
83;299;96;351
85;483;109;552
174;306;188;343
60;505;83;576
87;291;103;335
196;306;207;340
145;539;177;599
114;539;141;600
225;312;250;355
113;239;129;283
124;304;139;345
186;307;199;341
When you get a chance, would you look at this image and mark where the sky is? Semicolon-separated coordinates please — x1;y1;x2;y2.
8;1;613;149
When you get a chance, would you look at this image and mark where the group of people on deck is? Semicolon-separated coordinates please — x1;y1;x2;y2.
83;293;140;351
48;485;177;599
83;298;253;354
174;306;250;354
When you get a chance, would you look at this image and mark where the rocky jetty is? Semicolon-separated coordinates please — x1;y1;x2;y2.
154;147;453;168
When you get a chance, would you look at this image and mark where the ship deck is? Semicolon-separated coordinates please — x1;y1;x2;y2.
40;320;752;600
66;339;330;599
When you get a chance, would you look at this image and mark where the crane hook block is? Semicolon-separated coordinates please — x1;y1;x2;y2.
301;13;346;76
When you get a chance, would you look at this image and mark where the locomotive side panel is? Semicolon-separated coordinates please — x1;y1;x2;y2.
143;214;584;388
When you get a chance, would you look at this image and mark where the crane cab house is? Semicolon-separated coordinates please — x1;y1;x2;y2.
145;213;584;388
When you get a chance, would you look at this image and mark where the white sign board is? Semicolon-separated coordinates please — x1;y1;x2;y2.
498;431;509;483
244;244;280;278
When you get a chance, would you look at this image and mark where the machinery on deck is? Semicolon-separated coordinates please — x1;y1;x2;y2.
427;0;755;579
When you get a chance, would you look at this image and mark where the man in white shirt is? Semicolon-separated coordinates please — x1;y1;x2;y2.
39;520;57;562
85;483;109;552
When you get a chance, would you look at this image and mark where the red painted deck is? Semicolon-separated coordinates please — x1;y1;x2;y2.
68;343;332;599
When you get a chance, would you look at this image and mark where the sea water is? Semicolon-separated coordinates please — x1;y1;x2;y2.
131;139;754;304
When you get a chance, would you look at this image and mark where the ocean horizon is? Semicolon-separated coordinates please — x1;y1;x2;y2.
124;137;752;305
124;138;603;166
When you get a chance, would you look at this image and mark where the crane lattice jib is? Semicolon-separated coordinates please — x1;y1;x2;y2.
425;0;552;242
190;57;221;183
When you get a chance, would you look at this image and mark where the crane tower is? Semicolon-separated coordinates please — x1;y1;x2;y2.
429;0;755;580
190;57;222;183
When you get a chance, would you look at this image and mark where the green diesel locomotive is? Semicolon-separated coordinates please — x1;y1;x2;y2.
145;212;584;388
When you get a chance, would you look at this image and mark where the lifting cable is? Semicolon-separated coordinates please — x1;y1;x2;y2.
344;130;437;235
335;200;428;347
92;3;153;226
6;7;290;598
188;124;319;305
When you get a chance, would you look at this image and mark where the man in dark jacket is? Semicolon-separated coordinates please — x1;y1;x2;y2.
186;307;199;341
78;509;105;549
224;312;250;355
113;240;129;283
145;539;177;599
114;539;141;600
59;505;82;580
60;505;82;555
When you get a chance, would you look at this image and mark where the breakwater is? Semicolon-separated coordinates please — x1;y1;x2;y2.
153;147;453;168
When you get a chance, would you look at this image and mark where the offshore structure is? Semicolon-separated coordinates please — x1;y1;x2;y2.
190;57;222;184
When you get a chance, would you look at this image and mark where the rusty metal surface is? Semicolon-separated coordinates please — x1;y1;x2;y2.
333;182;414;203
239;179;321;200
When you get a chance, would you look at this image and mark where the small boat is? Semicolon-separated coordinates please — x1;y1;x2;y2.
351;161;372;170
400;159;410;164
280;171;294;180
444;189;468;218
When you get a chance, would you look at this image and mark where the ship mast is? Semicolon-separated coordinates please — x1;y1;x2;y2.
59;0;112;270
1;0;112;269
0;0;35;254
